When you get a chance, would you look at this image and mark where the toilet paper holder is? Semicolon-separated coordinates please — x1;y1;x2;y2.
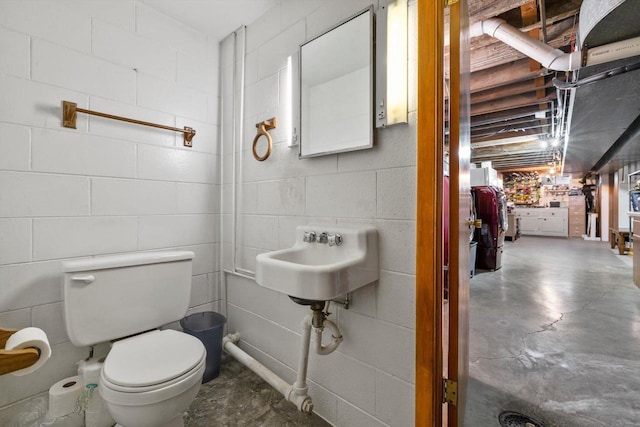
0;327;40;376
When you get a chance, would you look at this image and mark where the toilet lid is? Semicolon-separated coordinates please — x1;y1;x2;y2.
103;329;205;388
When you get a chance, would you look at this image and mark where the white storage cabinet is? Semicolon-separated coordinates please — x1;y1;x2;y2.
515;208;568;237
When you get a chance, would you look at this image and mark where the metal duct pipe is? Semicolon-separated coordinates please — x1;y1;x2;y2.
589;112;640;176
579;0;626;45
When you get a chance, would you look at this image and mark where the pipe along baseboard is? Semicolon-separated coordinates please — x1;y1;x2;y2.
222;312;343;414
222;333;313;413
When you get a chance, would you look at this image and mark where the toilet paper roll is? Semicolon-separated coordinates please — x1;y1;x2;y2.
48;376;83;418
78;357;102;386
5;327;52;376
78;358;115;427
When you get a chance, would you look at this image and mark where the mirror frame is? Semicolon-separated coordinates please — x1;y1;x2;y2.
298;6;374;158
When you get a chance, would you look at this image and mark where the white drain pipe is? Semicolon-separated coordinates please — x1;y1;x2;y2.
292;316;313;399
222;333;313;413
314;318;343;356
470;18;640;72
222;311;343;414
292;313;344;398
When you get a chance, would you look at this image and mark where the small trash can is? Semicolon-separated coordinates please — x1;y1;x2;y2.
180;311;227;383
469;241;478;278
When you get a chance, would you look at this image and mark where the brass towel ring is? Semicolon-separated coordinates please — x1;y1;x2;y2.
252;117;277;161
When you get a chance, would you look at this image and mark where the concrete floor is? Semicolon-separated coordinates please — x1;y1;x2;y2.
185;353;329;426
464;236;640;427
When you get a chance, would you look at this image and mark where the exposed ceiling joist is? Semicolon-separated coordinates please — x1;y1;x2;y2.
470;58;550;93
461;0;637;175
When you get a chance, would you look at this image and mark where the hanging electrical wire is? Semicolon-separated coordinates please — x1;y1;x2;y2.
553;60;640;90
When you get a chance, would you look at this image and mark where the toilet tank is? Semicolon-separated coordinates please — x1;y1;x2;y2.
62;251;195;347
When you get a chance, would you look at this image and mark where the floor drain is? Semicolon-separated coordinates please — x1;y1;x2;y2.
498;411;545;427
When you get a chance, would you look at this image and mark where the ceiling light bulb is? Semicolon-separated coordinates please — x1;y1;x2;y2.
551;138;559;147
540;140;548;149
549;165;556;175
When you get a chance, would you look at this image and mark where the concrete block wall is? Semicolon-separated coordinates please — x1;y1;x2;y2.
222;0;418;425
0;0;220;415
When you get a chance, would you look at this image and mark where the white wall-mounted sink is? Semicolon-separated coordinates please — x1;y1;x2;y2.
255;225;378;301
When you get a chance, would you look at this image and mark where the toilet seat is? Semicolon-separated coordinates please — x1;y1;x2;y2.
103;329;205;389
99;329;206;406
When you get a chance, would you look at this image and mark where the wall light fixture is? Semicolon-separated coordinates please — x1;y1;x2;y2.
375;0;408;128
287;54;299;147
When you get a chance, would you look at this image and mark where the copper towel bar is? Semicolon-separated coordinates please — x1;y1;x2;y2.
62;101;196;147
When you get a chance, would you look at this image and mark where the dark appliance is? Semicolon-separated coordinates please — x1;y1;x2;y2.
472;186;507;270
630;190;640;212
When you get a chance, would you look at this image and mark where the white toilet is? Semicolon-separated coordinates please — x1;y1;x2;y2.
62;251;206;427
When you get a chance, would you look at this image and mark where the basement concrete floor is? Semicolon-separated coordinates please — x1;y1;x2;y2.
464;236;640;427
185;353;329;426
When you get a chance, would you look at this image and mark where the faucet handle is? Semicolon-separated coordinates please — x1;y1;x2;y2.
327;233;343;247
303;231;317;243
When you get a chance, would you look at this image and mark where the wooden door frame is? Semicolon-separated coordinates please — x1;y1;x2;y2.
447;1;471;424
415;0;445;425
416;1;469;425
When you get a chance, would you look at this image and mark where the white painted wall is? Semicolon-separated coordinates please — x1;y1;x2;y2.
0;0;220;417
616;171;630;229
222;1;418;426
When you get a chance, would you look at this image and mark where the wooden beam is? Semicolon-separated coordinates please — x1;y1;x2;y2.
472;123;552;139
469;0;534;22
469;0;581;23
470;58;549;93
520;6;580;33
520;1;551;137
471;104;550;126
477;154;554;162
470;78;552;104
520;1;537;26
472;117;549;132
471;93;555;116
472;127;547;143
492;158;554;166
472;145;548;156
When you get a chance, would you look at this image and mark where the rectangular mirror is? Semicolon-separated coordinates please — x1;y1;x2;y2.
299;7;373;158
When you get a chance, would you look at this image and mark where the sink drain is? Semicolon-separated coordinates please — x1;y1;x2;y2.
498;411;545;427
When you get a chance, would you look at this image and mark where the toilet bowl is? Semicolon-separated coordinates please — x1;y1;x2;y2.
99;329;206;427
62;251;205;427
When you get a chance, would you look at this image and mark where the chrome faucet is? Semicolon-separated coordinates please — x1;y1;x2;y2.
327;233;343;247
303;231;343;246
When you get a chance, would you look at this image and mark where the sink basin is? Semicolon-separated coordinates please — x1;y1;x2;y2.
255;225;378;301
